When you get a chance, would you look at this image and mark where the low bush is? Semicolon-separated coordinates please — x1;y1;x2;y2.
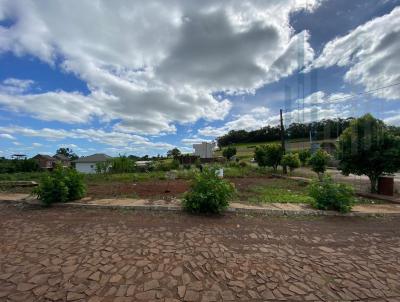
63;168;86;201
34;167;86;206
297;149;311;166
182;168;235;214
308;149;330;179
222;146;237;160
281;153;300;173
308;177;354;213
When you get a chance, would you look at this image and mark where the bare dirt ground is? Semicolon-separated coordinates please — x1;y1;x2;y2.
86;180;190;199
85;177;282;200
1;203;400;301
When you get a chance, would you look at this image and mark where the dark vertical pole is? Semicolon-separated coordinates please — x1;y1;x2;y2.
280;109;287;174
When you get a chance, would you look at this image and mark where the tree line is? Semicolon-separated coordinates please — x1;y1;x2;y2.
217;118;355;147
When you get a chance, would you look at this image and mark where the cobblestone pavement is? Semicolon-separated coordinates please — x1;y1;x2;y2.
1;204;400;301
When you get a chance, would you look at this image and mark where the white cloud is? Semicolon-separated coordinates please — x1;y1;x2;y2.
0;126;174;153
181;136;212;145
32;142;42;147
0;0;320;134
198;106;272;137
198;91;356;137
0;133;15;140
310;6;400;100
0;78;34;94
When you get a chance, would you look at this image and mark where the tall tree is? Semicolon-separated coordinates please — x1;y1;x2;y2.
167;148;181;159
337;114;400;193
56;148;78;160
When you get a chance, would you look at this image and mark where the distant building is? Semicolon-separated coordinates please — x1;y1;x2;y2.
193;142;216;159
53;154;71;168
73;153;111;174
33;154;57;170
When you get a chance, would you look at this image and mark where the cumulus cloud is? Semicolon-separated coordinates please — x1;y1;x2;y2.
0;0;319;134
198;106;272;137
0;125;174;151
310;6;400;100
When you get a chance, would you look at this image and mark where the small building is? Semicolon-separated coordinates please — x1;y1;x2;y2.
73;153;111;174
53;154;71;168
193;142;216;159
32;154;57;170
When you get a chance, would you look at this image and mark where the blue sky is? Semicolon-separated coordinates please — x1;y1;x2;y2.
0;0;399;158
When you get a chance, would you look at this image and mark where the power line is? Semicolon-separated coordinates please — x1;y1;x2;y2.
310;81;400;105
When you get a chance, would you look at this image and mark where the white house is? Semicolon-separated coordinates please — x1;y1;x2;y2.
193;142;216;159
73;153;111;174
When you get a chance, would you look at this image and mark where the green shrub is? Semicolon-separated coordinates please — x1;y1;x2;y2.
183;168;235;214
239;161;247;168
34;175;69;206
222;146;237;160
110;155;135;173
308;149;330;179
34;167;86;206
308;177;354;213
254;143;283;171
297;149;311;166
63;168;86;201
281;153;301;173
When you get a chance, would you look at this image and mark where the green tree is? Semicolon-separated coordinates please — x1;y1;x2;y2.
337;114;400;193
297;149;311;166
167;148;181;159
110;155;135;173
254;143;283;171
308;149;330;180
222;146;237;160
56;147;78;160
281;153;301;174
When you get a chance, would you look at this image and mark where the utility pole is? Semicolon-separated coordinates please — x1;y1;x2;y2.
280;109;287;174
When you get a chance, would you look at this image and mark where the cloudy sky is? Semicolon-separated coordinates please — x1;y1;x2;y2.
0;0;399;157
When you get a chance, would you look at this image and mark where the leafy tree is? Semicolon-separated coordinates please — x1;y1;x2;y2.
308;149;330;179
254;143;283;171
222;146;237;160
56;148;78;160
281;153;301;174
337;114;400;193
110;155;135;173
167;148;181;159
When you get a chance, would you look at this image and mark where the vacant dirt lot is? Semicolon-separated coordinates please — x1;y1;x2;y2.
1;203;400;301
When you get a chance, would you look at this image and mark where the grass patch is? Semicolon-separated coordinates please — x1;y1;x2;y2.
237;177;313;204
247;186;314;204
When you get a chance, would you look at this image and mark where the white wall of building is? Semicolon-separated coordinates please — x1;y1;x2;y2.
193;142;216;158
75;162;97;174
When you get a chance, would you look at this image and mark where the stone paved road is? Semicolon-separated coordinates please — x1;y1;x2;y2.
1;203;400;301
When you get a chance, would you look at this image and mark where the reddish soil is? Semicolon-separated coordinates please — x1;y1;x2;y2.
85;176;288;199
87;179;190;199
